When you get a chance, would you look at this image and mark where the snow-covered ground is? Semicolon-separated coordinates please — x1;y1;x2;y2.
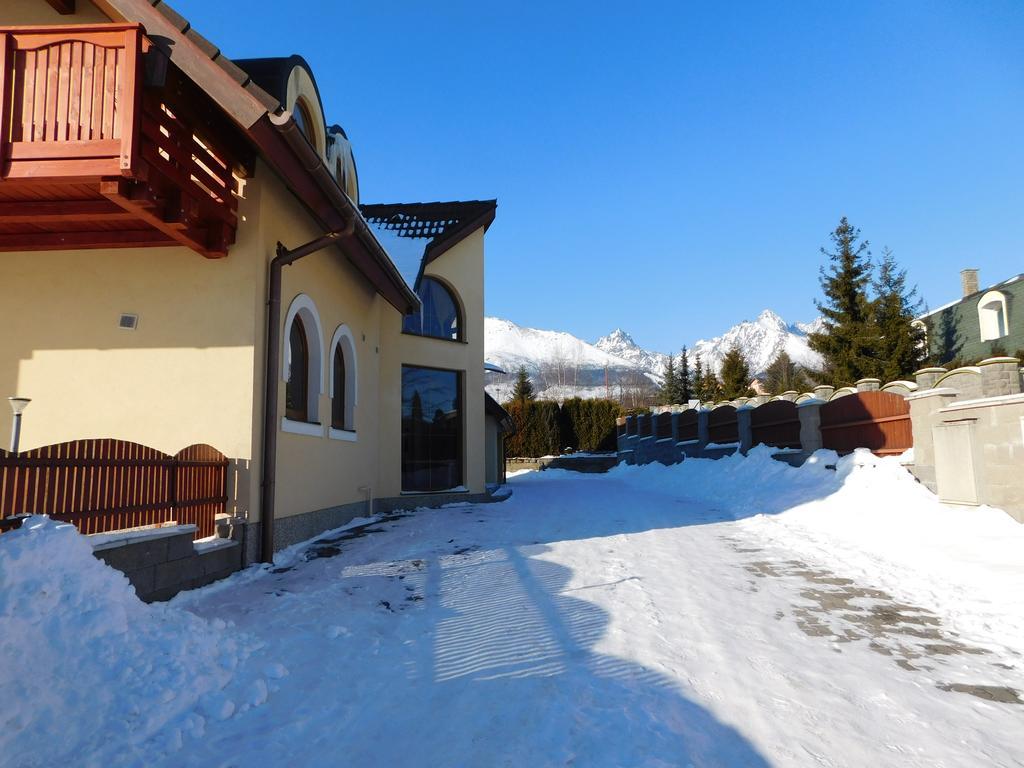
3;450;1024;767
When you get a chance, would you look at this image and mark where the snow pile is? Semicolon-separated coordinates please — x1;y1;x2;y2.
616;447;1024;649
367;221;426;291
0;517;266;767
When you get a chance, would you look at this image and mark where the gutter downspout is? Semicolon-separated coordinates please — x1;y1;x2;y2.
259;223;354;563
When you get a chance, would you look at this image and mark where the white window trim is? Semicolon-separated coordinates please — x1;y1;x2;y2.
283;293;325;425
328;427;357;442
329;323;358;433
281;417;324;437
978;290;1009;341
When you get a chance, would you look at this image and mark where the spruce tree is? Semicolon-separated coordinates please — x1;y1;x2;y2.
763;350;809;394
659;354;678;405
693;353;705;402
511;365;535;404
678;346;693;403
719;344;753;399
809;217;879;385
702;369;722;403
872;247;924;381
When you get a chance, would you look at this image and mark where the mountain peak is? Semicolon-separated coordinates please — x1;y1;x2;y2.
596;328;636;348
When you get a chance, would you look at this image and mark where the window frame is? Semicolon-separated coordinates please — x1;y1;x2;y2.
282;293;325;435
328;324;358;441
285;319;309;422
978;290;1009;341
400;364;465;493
401;276;465;343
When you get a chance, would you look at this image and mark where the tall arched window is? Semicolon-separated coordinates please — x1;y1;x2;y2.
329;324;358;438
286;320;309;421
293;98;315;146
283;294;324;431
403;277;462;341
978;291;1009;341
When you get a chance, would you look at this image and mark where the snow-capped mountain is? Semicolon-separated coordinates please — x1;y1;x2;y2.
484;311;823;401
691;310;823;379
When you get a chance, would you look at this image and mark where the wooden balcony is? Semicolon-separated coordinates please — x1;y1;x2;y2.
0;23;246;258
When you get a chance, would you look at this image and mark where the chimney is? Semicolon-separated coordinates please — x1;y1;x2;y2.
960;268;979;297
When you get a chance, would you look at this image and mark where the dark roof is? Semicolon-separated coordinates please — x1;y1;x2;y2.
233;55;326;122
361;200;497;265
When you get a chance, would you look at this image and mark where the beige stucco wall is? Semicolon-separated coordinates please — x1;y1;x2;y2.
249;163;388;522
377;230;487;498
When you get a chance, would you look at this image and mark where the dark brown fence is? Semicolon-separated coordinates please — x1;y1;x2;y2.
0;439;226;539
750;400;801;449
677;410;698;442
626;416;637;436
656;412;672;439
820;392;912;456
707;405;738;444
638;414;652;437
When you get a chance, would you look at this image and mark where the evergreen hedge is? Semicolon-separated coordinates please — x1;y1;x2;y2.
504;398;622;457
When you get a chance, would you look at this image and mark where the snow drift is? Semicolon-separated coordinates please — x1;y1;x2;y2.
0;517;268;768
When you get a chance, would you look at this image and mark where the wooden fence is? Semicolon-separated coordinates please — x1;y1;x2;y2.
820;392;912;456
656;412;672;439
750;400;801;449
0;439;227;539
677;410;698;442
707;405;738;444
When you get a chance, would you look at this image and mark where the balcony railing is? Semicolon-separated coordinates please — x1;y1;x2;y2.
0;23;144;180
0;23;242;258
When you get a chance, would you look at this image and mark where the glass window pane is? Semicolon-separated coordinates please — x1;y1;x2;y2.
401;366;462;492
332;345;346;429
286;320;308;421
404;278;460;340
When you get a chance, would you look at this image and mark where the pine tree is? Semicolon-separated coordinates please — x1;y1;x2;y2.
678;346;693;403
701;369;722;403
511;365;535;404
763;350;810;394
693;353;705;402
872;247;925;381
719;343;753;399
808;217;880;385
659;354;678;405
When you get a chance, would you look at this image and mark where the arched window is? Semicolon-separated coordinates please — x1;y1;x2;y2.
286;319;309;421
403;277;462;341
283;294;324;431
329;324;358;437
978;291;1009;341
293;98;315;146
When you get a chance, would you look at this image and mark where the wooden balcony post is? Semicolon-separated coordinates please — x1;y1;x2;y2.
0;32;10;174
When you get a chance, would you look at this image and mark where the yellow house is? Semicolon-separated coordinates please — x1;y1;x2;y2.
0;0;505;563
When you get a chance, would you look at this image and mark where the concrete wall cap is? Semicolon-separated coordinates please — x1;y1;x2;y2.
90;524;197;552
854;378;882;385
938;391;1024;412
904;386;960;401
881;380;918;391
796;398;826;408
914;367;948;375
933;367;982;387
978;356;1021;366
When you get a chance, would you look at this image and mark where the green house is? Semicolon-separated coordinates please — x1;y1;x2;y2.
919;269;1024;365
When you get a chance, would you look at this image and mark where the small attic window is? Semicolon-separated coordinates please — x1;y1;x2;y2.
293;98;315;145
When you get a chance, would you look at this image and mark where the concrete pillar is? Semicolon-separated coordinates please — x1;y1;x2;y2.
855;378;881;393
737;405;753;454
813;385;835;401
979;357;1022;398
697;408;710;451
797;399;825;453
779;390;799;402
914;367;947;391
905;387;958;491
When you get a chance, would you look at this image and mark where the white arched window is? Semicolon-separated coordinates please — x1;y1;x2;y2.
329;324;358;441
978;290;1009;341
282;294;324;435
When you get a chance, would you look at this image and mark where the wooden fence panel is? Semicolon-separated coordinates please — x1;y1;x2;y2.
677;410;698;442
750;400;801;449
708;406;738;444
656;412;672;439
820;391;912;456
0;439;225;539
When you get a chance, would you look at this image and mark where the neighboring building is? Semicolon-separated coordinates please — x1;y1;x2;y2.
919;269;1024;365
0;0;500;562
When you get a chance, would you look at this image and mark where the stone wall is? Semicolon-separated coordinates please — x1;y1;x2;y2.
92;524;242;603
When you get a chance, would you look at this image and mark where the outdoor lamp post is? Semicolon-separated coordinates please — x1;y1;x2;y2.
8;397;30;453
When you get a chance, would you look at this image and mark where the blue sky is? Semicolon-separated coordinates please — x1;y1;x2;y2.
174;0;1024;352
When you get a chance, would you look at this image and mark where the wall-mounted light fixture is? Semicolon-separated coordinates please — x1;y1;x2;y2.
8;397;30;453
